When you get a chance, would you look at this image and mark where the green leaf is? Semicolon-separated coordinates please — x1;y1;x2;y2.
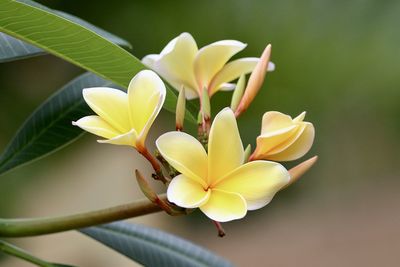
0;0;131;63
81;222;233;267
0;240;77;267
0;72;113;176
0;0;196;122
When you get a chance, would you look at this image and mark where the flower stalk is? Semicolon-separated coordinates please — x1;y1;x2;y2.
137;145;168;183
0;196;166;238
0;157;315;238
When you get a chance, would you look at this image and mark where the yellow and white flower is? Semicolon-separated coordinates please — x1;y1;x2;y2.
72;70;166;149
251;111;315;161
142;32;275;99
156;108;289;222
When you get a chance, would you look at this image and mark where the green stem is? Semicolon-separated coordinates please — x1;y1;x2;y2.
0;195;164;238
0;240;54;267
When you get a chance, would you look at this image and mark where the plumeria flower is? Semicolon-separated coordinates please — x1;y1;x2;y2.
250;111;315;161
142;32;275;99
73;70;166;150
156;108;290;222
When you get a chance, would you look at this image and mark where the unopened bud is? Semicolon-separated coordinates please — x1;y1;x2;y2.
282;156;318;190
176;86;186;131
197;111;202;124
230;74;246;112
201;86;211;120
235;44;272;117
135;169;157;202
243;144;252;162
136;170;186;215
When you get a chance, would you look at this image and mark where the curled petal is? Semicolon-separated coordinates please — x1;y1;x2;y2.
72;115;120;139
266;122;315;161
156;131;208;186
209;57;259;95
194;40;246;90
151;32;199;95
167;175;210;208
261;111;294;135
293;111;306;122
128;70;166;145
268;61;275;72
98;128;137;147
142;54;159;69
199;189;247;222
208;108;244;184
255;125;298;156
215;161;290;210
218;83;236;91
82;87;130;133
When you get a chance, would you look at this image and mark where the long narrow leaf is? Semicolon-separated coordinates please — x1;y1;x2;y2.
0;0;196;121
81;222;233;267
0;0;131;63
0;73;112;176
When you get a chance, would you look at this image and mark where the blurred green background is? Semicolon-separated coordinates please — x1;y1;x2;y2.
1;0;400;266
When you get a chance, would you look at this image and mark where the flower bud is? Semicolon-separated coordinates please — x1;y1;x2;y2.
201;86;211;120
282;156;318;190
251;111;315;161
176;86;186;131
230;74;246;112
235;44;271;117
243;144;252;162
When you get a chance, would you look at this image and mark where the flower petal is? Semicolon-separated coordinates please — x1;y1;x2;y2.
199;189;247;222
142;54;159;69
215;161;290;210
98;128;137;146
151;32;199;95
208;108;244;184
128;70;166;145
268;61;276;72
82;87;130;133
208;57;259;95
293;111;306;122
218;83;236;91
261;111;294;135
255;124;298;156
72;115;120;139
167;174;210;208
267;122;315;161
156;131;208;186
194;40;246;90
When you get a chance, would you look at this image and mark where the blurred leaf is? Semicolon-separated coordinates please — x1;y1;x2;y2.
81;222;233;267
0;0;196;121
0;33;46;63
0;0;131;63
0;240;77;267
0;73;112;176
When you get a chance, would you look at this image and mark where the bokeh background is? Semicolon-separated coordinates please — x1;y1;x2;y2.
1;0;400;266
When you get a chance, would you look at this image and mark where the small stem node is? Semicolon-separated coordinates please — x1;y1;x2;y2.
212;220;226;238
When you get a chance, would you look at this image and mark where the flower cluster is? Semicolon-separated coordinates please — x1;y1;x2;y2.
73;33;316;229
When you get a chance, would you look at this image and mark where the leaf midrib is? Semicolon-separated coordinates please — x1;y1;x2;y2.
0;81;113;171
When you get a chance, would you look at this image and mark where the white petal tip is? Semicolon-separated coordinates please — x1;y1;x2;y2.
267;62;275;72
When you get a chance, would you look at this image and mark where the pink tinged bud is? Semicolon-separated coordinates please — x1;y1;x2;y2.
176;86;186;131
230;74;246;112
282;156;318;190
235;44;272;117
